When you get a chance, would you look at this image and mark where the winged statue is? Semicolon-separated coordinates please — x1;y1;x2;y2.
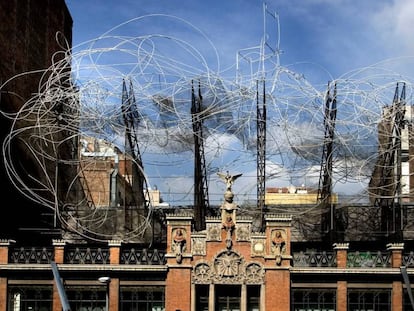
217;171;243;192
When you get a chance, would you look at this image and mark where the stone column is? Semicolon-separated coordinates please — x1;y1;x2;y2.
209;283;215;311
241;283;247;311
191;283;196;311
334;243;349;311
0;240;14;311
387;243;404;311
260;284;266;311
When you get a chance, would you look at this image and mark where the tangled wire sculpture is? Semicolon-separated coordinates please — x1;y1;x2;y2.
2;13;414;241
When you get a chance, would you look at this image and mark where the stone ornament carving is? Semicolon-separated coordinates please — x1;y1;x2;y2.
191;236;206;256
251;239;266;257
235;224;250;241
207;223;221;241
215;251;242;278
193;262;211;283
271;229;286;265
217;171;243;192
245;262;265;284
192;251;265;285
171;228;187;263
222;213;235;249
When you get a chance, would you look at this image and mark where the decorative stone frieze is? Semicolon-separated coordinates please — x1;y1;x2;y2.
251;234;266;257
191;235;206;256
171;227;187;263
206;220;222;241
236;223;251;241
108;240;122;247
386;243;404;251
265;214;293;226
333;243;350;250
192;251;265;285
52;239;66;247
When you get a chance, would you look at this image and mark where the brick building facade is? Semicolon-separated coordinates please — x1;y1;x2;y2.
0;199;412;311
0;0;74;242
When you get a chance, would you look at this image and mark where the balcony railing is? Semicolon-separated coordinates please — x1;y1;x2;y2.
8;245;166;265
346;251;391;268
292;251;336;267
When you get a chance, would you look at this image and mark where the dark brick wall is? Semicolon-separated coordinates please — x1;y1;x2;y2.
0;0;73;242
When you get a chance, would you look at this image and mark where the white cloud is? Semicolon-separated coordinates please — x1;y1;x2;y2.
371;0;414;55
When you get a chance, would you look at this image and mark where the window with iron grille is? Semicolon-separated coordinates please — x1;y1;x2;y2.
291;288;336;311
65;286;106;311
120;286;165;311
348;289;391;311
7;286;53;311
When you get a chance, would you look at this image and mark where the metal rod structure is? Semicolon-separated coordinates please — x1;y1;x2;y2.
51;261;71;311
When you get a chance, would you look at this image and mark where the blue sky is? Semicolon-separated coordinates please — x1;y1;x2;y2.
65;0;414;79
63;0;414;206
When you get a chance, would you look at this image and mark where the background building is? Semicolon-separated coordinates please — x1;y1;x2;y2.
0;0;73;243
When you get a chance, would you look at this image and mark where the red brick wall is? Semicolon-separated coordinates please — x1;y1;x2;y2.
392;281;403;311
0;247;8;264
265;270;290;311
0;278;6;311
110;247;120;264
0;0;74;240
52;282;62;311
336;249;347;268
54;246;65;264
165;268;192;311
109;278;120;311
337;281;347;311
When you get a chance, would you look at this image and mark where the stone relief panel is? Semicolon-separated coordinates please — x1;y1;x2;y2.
271;229;286;255
193;261;212;284
251;239;266;257
271;228;287;265
191;236;206;256
171;227;187;263
235;224;250;241
214;251;242;278
206;223;222;241
245;262;265;284
192;255;265;285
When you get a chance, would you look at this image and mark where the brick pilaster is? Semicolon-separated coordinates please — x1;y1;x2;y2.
0;277;6;311
52;239;66;264
52;240;66;311
387;243;404;268
108;240;122;264
337;281;347;311
264;214;292;311
107;240;121;311
387;243;404;311
0;240;15;311
334;243;349;311
333;243;349;268
165;214;193;311
109;277;119;311
0;239;14;264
